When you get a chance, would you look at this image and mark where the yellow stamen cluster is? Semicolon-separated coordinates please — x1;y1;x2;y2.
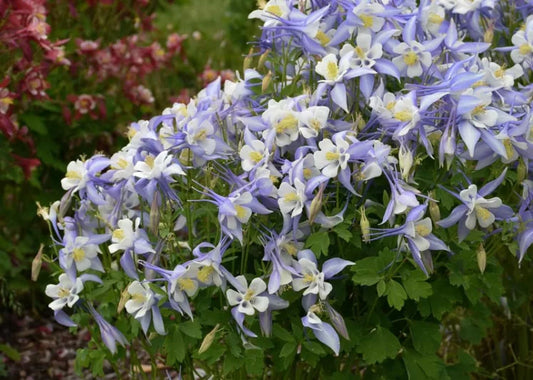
394;110;413;122
275;114;298;134
403;51;419;66
475;206;492;222
197;265;214;283
315;31;331;46
112;229;125;241
415;224;431;237
360;14;374;28
73;248;85;263
326;61;339;80
177;278;196;292
325;151;340;161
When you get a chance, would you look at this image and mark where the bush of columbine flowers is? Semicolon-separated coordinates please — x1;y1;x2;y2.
41;0;533;377
0;0;241;309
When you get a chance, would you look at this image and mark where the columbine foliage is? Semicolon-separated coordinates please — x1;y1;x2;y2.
42;0;533;378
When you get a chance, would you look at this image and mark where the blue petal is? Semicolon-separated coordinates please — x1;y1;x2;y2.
438;205;468;228
322;258;355;279
331;83;348;112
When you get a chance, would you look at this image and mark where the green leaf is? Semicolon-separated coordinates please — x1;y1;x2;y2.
273;325;295;342
165;326;186;365
357;326;401;364
19;114;47;135
446;350;478;379
305;230;330;257
0;344;20;362
279;342;297;358
223;354;244;376
377;279;386;296
179;320;202;339
386;280;407;310
353;248;397;286
419;279;461;319
402;271;433;301
333;224;352;242
303;341;326;356
403;350;449;380
410;321;441;354
244;349;264;376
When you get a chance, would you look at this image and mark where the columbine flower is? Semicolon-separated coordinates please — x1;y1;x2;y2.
125;281;165;335
511;21;533;68
438;169;514;241
302;308;340;356
392;40;432;78
371;205;449;274
109;217;155;279
226;276;269;316
88;305;128;354
45;273;83;311
277;178;307;217
298;106;329;139
240;139;268;171
60;235;105;274
248;0;291;27
313;136;350;178
292;250;354;302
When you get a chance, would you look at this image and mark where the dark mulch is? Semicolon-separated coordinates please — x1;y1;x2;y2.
0;312;94;379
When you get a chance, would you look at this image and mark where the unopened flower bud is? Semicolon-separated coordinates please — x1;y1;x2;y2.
258;49;270;70
31;244;44;282
179;148;193;166
484;26;494;44
149;192;160;236
421;251;434;275
308;184;325;224
517;158;527;182
360;206;370;243
262;71;272;93
243;48;254;72
199;324;221;354
399;144;413;180
428;191;440;225
117;284;132;314
477;243;487;274
325;302;349;340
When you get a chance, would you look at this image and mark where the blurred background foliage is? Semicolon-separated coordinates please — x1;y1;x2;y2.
0;0;256;315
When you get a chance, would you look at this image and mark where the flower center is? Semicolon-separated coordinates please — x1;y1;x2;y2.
415;224;431;237
58;287;70;298
303;168;312;179
73;248;85;262
284;192;300;202
403;51;419;66
112;229;125;241
265;5;282;17
275;114;298;134
315;30;330;46
360;14;373;28
355;46;366;59
519;43;532;55
65;170;81;180
303;273;315;283
475;206;492;223
235;204;248;219
132;293;146;303
194;129;208;141
197;265;214;283
177;278;196;292
394;110;413;122
145;155;155;169
326;61;339;80
244;289;255;301
249;151;263;163
325;151;340;161
428;12;443;24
